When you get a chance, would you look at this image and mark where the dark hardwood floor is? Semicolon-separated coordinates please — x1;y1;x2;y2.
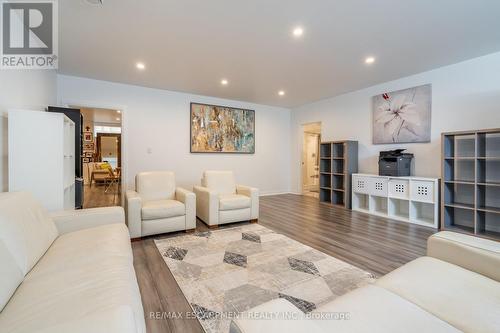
132;194;436;333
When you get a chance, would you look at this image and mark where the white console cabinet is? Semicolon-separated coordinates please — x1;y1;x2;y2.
9;110;75;211
352;174;439;228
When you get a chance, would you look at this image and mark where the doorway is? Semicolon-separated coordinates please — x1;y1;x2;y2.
77;107;123;208
302;122;321;198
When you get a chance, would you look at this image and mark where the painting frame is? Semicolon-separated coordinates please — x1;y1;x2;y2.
83;143;94;151
372;84;432;145
83;132;93;142
190;102;256;154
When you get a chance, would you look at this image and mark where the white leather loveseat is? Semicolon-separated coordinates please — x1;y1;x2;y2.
125;171;196;238
231;231;500;333
0;192;145;333
193;171;259;228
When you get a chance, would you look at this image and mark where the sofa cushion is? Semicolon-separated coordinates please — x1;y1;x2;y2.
0;241;24;311
231;298;323;333
313;284;460;333
203;171;236;195
141;199;185;220
136;171;176;201
376;256;500;333
219;194;251;211
0;223;144;333
0;192;58;311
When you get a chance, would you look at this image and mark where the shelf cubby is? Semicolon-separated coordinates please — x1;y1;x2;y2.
320;173;332;188
444;206;475;231
332;159;344;174
332;143;344;158
455;134;476;158
320;143;332;158
320;159;331;173
319;141;358;209
443;182;474;209
353;192;369;211
332;190;345;206
411;201;435;226
332;174;344;190
476;211;500;238
477;159;500;184
320;188;331;203
477;184;500;213
478;132;500;159
370;195;388;215
388;198;410;220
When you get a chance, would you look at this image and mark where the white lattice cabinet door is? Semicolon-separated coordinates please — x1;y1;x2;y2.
352;174;439;228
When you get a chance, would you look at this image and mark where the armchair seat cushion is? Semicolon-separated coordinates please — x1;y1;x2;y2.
141;200;185;220
219;194;251;211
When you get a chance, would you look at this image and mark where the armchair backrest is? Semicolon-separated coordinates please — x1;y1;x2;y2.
202;171;236;195
136;171;176;201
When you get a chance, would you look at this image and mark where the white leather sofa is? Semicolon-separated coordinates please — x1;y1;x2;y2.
193;171;259;227
125;171;196;238
231;231;500;333
0;192;145;333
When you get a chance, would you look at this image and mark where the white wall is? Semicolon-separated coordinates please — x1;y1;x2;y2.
57;75;291;195
0;71;57;191
291;52;500;193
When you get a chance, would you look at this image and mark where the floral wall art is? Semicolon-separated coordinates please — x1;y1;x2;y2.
373;84;432;144
190;102;255;153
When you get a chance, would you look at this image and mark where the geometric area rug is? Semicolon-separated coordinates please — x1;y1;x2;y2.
154;224;374;333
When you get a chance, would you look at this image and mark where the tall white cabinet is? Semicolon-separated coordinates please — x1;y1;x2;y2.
9;110;75;211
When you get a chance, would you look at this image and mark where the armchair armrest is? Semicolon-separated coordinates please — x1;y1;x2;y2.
237;185;259;220
176;187;196;230
51;207;125;235
125;190;142;238
193;185;219;226
428;231;500;282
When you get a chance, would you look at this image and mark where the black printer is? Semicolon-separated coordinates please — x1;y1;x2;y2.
379;149;414;177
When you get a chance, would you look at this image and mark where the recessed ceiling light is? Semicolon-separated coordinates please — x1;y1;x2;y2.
136;62;145;70
365;56;375;64
221;79;228;85
116;110;121;114
292;27;304;37
278;90;285;96
85;0;103;5
116;117;120;121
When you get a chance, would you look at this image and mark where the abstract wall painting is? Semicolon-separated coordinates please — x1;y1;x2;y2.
373;84;432;144
190;103;255;153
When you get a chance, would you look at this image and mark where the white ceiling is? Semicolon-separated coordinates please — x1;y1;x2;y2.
59;0;500;108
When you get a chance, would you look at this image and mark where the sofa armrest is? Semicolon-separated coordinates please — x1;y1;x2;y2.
237;185;259;219
427;231;500;282
125;190;142;238
176;187;196;230
51;207;125;235
193;185;218;226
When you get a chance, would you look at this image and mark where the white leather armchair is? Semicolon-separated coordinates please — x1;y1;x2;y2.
125;171;196;238
193;171;259;227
